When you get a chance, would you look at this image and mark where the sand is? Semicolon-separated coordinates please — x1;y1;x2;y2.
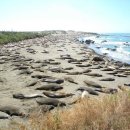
0;31;130;128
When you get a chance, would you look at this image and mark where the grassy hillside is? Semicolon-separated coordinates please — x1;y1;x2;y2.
0;31;49;45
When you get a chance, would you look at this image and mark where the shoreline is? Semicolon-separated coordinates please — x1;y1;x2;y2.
80;34;130;65
0;31;130;129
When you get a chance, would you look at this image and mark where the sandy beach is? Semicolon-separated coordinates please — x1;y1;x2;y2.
0;31;130;129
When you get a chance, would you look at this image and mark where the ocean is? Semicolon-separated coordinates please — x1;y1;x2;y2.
80;33;130;64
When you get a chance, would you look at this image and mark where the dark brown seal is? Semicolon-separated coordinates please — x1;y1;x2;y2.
36;84;63;91
36;98;66;107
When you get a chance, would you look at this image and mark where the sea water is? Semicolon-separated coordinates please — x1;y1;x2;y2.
80;33;130;64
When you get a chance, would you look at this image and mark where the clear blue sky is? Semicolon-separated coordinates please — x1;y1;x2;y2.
0;0;130;33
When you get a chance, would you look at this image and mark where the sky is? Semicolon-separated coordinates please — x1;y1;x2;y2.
0;0;130;33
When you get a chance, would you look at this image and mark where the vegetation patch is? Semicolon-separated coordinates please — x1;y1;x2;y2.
0;31;49;45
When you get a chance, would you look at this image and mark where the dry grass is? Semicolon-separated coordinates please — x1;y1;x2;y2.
11;92;130;130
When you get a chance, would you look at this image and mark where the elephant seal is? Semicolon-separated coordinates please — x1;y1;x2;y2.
31;74;51;79
84;80;102;88
82;69;92;74
36;97;66;107
49;62;61;65
95;88;118;94
64;77;78;84
64;67;73;70
124;83;130;86
85;73;102;77
67;71;82;75
76;64;92;67
68;59;78;63
43;91;74;98
39;105;54;112
114;74;127;77
0;105;25;116
90;65;102;69
49;67;68;73
13;93;44;99
18;69;33;75
42;79;64;84
100;78;115;81
0;111;10;119
107;72;117;75
77;87;99;95
118;85;129;91
36;84;63;91
102;68;114;71
26;80;37;87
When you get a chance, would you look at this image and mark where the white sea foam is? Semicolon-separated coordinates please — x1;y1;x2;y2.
81;34;130;64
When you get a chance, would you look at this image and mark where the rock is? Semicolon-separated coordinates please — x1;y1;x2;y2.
92;56;104;62
85;39;95;44
101;40;107;43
